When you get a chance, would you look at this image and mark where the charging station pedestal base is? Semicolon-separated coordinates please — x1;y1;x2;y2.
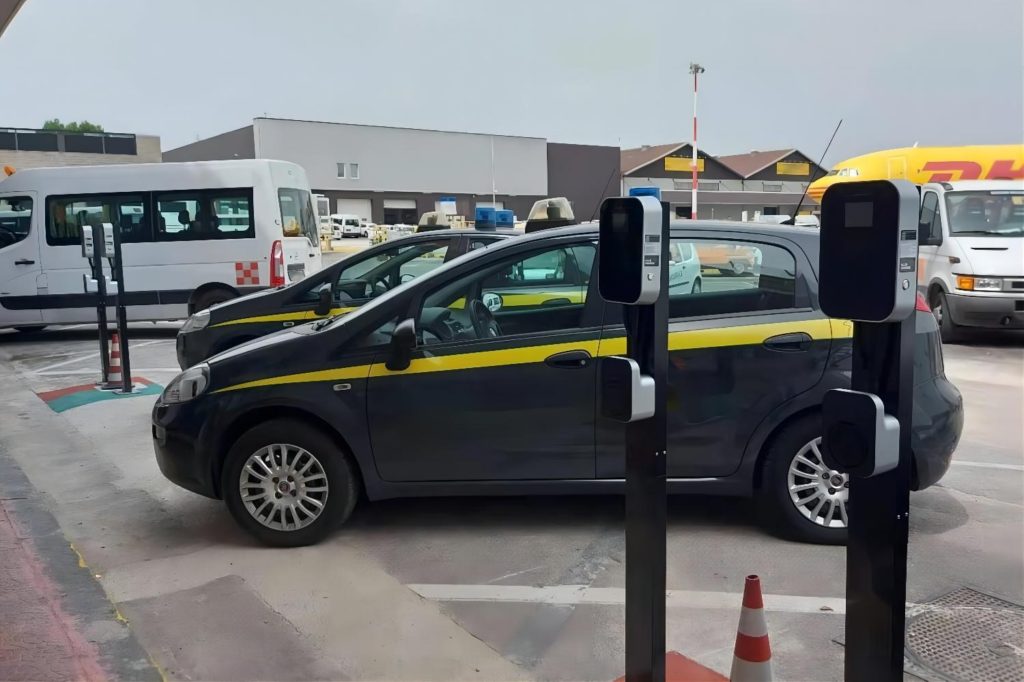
844;317;915;681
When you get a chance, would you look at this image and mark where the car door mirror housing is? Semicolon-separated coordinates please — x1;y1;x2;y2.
386;318;417;371
314;286;332;316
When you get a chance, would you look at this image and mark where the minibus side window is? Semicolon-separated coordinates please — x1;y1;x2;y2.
0;197;32;249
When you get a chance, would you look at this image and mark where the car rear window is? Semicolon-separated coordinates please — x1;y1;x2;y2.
668;238;797;319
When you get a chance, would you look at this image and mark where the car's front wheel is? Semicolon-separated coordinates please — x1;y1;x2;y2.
758;414;848;545
931;289;961;344
223;419;358;546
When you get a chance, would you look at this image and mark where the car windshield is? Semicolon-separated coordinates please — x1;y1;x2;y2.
945;191;1024;237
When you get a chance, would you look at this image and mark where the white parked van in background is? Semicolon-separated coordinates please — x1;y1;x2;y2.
331;213;364;238
918;180;1024;341
0;160;322;330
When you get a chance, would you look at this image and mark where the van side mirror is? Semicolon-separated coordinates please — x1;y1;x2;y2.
386;318;417;371
314;286;333;316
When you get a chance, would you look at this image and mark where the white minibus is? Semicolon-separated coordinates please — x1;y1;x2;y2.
0;160;322;330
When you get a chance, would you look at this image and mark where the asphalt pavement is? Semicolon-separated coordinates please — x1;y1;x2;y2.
0;323;1020;681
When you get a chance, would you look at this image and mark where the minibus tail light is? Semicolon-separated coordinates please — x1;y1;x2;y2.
270;240;285;287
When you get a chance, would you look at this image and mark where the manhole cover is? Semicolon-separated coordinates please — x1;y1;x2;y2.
905;587;1024;682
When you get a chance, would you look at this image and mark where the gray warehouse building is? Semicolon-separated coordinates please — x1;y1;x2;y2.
164;118;619;224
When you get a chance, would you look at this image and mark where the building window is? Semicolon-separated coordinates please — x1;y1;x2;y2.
763;182;782;192
337;163;346;178
698;181;720;191
349;163;359;179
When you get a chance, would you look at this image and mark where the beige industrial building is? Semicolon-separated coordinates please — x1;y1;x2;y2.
1;127;161;171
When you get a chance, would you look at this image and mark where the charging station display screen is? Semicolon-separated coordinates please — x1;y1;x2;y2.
845;202;874;228
599;199;643;303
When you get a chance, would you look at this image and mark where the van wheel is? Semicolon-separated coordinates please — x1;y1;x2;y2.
14;325;48;333
223;419;358;547
690;278;702;294
191;288;236;314
758;414;847;545
931;290;961;344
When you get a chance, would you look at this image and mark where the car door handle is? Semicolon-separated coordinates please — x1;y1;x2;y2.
15;259;35;265
763;332;812;352
545;349;592;368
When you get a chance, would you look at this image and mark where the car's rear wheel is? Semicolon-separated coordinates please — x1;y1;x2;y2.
731;260;748;276
931;289;961;344
759;414;848;545
223;419;358;547
691;278;702;294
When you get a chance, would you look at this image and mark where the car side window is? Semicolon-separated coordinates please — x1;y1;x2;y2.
668;238;796;319
309;240;451;304
0;196;32;249
414;242;596;344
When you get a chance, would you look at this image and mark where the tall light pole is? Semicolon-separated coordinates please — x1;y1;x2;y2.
689;62;705;219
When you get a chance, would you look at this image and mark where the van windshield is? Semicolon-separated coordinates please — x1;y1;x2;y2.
278;188;319;242
946;191;1024;237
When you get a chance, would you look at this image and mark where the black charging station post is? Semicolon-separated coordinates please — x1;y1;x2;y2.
818;179;920;682
844;317;914;680
107;222;132;393
597;189;669;682
85;228;112;384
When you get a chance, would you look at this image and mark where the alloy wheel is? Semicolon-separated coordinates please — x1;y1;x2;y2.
787;437;849;528
239;444;329;531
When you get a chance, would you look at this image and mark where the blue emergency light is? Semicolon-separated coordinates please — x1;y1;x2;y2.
475;206;497;229
495;210;514;228
628;186;662;201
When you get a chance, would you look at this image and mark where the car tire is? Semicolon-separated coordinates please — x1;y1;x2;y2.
731;260;748;276
223;418;358;547
758;413;848;545
691;278;702;294
932;289;961;344
13;325;47;333
191;288;236;314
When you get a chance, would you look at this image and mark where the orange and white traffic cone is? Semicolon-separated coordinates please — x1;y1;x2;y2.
105;331;123;388
730;575;773;681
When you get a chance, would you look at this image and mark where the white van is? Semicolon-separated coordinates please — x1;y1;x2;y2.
331;213;364;239
918;180;1024;341
0;160;322;330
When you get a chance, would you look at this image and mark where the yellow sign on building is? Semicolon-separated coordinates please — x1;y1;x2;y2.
776;161;810;176
665;157;704;172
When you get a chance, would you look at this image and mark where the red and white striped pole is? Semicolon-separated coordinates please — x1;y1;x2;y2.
689;62;705;220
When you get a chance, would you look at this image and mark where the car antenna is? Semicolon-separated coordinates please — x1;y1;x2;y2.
590;164;625;222
783;118;842;225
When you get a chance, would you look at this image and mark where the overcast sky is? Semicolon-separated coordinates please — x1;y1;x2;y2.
2;0;1021;166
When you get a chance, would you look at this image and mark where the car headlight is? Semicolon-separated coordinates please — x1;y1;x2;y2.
955;275;1003;292
162;363;210;404
181;309;211;333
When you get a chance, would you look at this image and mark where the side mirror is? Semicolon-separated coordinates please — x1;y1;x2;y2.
314;286;332;316
386;318;417;371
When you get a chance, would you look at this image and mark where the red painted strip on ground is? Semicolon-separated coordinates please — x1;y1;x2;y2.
0;503;108;682
733;632;772;663
37;377;153;402
614;651;728;682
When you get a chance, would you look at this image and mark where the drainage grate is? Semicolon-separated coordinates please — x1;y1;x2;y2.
905;587;1024;682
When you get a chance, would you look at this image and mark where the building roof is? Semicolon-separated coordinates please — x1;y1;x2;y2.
716;149;797;178
620;142;688;175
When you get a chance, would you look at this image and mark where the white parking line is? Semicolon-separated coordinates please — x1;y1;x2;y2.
35;368;181;376
951;460;1024;472
33;339;172;373
406;584;847;615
